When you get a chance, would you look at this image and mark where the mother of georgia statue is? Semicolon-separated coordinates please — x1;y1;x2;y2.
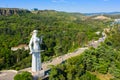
29;30;42;72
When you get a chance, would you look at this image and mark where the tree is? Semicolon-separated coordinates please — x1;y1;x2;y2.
14;71;32;80
80;71;99;80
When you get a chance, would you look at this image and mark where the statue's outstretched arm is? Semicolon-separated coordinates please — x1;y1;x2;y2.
29;37;33;54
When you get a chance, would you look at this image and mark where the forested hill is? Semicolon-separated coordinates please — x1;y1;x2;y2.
49;24;120;80
0;8;84;17
0;8;111;70
84;12;120;16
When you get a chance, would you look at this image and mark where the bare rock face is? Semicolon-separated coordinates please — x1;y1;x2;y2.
0;8;30;16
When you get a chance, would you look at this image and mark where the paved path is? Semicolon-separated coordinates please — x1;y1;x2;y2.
42;47;88;70
20;47;88;79
0;70;17;80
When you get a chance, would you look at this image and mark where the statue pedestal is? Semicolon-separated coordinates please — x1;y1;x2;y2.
38;70;45;77
32;70;45;80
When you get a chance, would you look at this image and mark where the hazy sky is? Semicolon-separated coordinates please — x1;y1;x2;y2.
0;0;120;13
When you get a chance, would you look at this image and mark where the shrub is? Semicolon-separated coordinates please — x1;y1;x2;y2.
14;71;32;80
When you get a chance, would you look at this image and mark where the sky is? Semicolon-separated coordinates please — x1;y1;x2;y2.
0;0;120;13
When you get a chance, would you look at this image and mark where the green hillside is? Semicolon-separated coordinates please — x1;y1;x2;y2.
49;25;120;80
0;9;111;70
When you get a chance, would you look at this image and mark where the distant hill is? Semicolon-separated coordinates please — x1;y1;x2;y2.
0;8;120;17
92;15;111;20
84;12;120;16
0;8;30;16
0;8;86;20
34;10;85;17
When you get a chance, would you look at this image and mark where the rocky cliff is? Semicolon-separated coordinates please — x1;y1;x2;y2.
0;8;30;16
